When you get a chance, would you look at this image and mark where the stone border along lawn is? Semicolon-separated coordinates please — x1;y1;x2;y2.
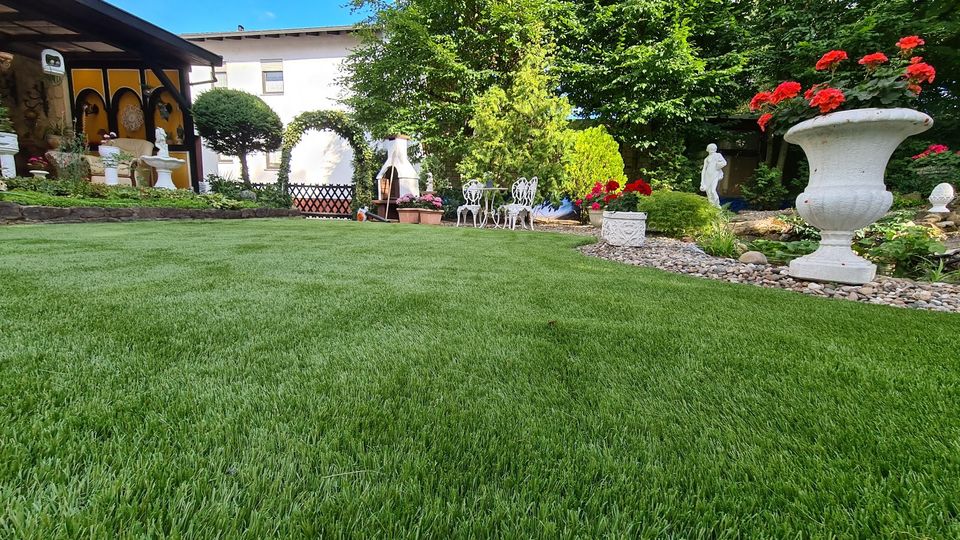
506;220;960;313
0;201;301;224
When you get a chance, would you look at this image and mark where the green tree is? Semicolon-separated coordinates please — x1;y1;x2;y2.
344;0;573;186
192;89;283;187
458;38;572;198
562;125;626;200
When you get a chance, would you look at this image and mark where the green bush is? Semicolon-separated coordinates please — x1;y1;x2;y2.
636;191;720;237
209;175;291;209
192;89;283;186
561;125;626;200
0;190;257;210
740;163;788;210
697;217;745;258
862;226;946;279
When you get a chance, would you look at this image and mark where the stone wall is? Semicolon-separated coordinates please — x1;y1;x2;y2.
0;202;301;224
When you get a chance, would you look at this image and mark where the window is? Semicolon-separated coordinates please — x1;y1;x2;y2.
265;151;282;170
261;59;283;94
218;154;233;164
214;69;228;88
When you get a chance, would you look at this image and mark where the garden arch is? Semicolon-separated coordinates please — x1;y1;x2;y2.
278;110;374;212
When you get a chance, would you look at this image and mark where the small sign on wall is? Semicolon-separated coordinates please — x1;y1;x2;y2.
41;49;65;76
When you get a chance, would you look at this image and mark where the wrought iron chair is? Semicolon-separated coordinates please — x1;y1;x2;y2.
456;179;484;227
499;176;538;230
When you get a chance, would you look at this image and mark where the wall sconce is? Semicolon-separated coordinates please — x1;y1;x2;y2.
82;103;99;116
0;52;13;71
379;177;391;200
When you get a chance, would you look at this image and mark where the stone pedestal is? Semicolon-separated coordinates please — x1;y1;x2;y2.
141;155;185;190
0;132;19;179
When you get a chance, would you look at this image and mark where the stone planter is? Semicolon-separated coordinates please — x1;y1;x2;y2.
601;210;647;247
0;131;19;179
29;170;49;179
418;208;443;225
588;208;603;227
397;208;420;224
98;145;122;186
784;108;932;284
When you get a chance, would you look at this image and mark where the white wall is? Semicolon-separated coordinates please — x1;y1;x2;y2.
188;32;360;185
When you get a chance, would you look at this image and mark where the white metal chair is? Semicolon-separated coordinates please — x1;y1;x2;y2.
456;179;484;227
500;176;538;230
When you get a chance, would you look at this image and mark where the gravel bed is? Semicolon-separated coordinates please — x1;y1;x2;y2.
580;237;960;313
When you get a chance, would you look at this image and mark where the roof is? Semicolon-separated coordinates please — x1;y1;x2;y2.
182;25;360;42
0;0;222;66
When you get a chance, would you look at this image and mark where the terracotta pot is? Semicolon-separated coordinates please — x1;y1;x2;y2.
397;208;420;224
601;211;647;247
784;107;932;284
418;208;443;225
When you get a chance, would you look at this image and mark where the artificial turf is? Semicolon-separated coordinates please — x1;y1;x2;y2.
0;218;958;538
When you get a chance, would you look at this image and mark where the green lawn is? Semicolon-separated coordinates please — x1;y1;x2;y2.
1;219;958;538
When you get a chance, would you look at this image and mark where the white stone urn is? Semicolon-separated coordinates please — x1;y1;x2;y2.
0;131;19;179
588;208;603;227
928;182;954;213
602;210;647;247
784;108;932;284
98;145;122;186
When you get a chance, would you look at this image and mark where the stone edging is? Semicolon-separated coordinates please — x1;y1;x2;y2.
0;202;301;224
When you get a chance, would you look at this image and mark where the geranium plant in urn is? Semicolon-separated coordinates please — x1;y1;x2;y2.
752;36;935;284
601;179;652;247
577;180;621;227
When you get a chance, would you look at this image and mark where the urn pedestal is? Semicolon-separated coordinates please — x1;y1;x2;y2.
0;131;19;179
99;145;121;186
784;108;932;285
601;211;647;247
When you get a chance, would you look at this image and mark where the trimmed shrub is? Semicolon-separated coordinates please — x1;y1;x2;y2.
561;125;626;200
636;191;720;237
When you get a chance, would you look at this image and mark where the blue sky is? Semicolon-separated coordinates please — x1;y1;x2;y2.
108;0;372;34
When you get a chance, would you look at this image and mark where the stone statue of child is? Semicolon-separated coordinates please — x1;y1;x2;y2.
700;143;727;208
154;127;169;158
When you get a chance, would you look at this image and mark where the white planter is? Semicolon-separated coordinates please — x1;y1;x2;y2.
602;210;647;247
588;208;603;227
99;145;121;186
784;108;932;284
29;170;49;179
0;131;19;179
928;183;954;213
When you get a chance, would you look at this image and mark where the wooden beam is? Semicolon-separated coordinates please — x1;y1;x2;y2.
1;33;93;42
147;63;191;113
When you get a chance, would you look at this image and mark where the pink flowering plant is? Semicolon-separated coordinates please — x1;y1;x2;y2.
752;36;936;134
395;193;444;209
908;143;960;184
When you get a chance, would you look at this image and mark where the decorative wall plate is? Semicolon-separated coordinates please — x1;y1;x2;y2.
120;104;144;132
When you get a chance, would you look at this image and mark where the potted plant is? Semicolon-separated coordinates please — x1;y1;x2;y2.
577;180;621;227
752;36;936;284
417;193;444;225
601;179;652;247
98;132;133;186
395;194;421;224
0;95;18;179
27;156;52;178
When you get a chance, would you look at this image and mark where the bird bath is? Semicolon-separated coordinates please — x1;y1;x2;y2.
142;127;184;190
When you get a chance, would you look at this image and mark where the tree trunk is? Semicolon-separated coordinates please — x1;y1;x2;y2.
776;138;790;173
239;153;251;188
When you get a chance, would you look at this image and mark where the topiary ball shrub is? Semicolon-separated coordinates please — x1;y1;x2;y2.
637;191;720;237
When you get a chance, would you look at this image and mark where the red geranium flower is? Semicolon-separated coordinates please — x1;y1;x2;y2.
770;81;802;104
815;50;848;71
896;36;925;52
757;113;773;132
749;91;772;111
905;62;936;84
591;202;601;210
804;83;825;100
604;180;620;193
603;193;618;204
858;52;888;68
910;56;923;65
624;178;652;196
808;87;845;114
907;83;922;95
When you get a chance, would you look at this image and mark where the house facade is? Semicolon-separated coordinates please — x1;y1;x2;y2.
183;27;361;186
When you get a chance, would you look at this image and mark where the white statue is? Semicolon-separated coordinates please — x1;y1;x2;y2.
154;127;169;158
426;172;435;193
700;143;726;208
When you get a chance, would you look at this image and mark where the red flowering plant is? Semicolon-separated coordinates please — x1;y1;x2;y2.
907;143;960;183
751;36;936;134
604;178;652;212
577;179;621;212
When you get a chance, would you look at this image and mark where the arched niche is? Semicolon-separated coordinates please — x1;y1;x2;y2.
75;89;108;146
111;88;146;140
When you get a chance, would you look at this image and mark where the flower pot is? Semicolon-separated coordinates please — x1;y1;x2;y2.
0;131;19;179
29;170;49;179
784;108;932;284
99;145;122;186
397;208;420;224
418;208;443;225
588;208;603;227
602;210;647;247
928;182;955;213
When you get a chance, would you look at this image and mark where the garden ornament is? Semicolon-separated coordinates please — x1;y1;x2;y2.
700;143;726;208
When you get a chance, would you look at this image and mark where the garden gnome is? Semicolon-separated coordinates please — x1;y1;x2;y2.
700;143;726;208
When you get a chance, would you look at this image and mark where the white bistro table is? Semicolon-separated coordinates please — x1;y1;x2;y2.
479;186;507;228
